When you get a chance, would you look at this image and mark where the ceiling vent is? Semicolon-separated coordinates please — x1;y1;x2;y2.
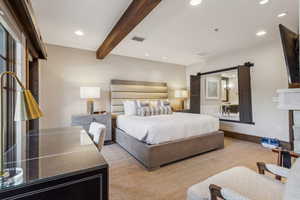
132;36;145;42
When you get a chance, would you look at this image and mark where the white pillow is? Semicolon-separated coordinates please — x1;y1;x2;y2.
123;100;137;116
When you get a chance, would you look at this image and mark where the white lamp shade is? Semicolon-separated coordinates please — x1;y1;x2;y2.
175;90;188;98
80;87;101;99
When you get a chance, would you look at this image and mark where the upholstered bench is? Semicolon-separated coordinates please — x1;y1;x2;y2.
187;159;300;200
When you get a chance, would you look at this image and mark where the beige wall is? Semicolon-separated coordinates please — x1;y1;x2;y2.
39;44;187;129
186;41;290;141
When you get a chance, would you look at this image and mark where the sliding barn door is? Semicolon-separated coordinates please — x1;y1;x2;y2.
190;75;201;113
238;66;253;123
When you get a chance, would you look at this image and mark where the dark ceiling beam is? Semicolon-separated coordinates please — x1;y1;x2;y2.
5;0;47;59
96;0;161;59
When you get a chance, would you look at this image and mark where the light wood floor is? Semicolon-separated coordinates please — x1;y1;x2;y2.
102;137;277;200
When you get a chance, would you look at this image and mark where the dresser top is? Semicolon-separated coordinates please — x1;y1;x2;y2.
0;127;108;191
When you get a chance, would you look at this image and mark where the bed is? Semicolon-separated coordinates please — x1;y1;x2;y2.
111;80;224;170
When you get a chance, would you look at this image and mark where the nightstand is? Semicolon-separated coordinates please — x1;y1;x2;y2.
71;113;112;143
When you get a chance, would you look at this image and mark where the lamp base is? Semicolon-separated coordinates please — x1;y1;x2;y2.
180;99;186;110
87;100;94;115
0;168;23;187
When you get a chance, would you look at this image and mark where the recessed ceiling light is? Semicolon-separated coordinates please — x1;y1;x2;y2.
190;0;202;6
259;0;269;5
277;12;287;18
74;30;84;36
256;30;267;36
145;53;150;57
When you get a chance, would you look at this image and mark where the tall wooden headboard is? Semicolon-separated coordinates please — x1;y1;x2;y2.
110;80;169;115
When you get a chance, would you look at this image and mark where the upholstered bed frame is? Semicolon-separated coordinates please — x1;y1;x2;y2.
111;79;169;115
110;79;224;171
116;128;224;170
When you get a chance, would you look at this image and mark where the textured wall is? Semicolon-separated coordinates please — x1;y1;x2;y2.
39;44;187;129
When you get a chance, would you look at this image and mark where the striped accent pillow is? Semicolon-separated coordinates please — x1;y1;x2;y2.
158;100;171;107
137;106;162;116
149;106;161;115
137;106;151;116
137;100;150;107
159;105;173;115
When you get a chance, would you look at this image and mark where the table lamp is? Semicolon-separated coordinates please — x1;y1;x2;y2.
0;71;43;186
175;90;188;110
80;87;100;114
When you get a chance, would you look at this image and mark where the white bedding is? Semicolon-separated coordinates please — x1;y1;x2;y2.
117;113;220;145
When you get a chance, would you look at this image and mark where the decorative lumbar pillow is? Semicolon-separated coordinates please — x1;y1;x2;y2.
123;100;137;116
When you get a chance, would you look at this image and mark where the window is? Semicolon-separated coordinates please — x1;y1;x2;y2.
0;24;16;162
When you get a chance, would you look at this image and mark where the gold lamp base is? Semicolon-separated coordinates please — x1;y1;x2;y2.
87;99;94;115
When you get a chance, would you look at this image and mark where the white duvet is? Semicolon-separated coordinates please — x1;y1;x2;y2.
117;113;219;145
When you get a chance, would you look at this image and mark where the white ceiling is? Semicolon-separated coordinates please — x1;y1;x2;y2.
32;0;299;66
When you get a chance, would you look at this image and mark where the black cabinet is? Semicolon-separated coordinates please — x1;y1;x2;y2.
5;170;107;200
238;66;253;123
0;127;109;200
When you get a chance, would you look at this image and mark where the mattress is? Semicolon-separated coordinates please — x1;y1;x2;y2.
117;113;219;145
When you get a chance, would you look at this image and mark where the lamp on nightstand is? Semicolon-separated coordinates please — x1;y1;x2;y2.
80;87;101;114
175;90;188;111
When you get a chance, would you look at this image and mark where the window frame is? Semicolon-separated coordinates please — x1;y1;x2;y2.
0;23;17;164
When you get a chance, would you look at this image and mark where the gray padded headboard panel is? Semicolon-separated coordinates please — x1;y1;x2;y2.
110;80;169;115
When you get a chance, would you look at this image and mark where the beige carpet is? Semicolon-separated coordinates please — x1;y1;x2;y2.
102;137;277;200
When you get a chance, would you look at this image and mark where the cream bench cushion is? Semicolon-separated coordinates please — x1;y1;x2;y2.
187;167;284;200
283;159;300;200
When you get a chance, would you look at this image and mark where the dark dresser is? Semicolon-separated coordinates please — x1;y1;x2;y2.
0;127;109;200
